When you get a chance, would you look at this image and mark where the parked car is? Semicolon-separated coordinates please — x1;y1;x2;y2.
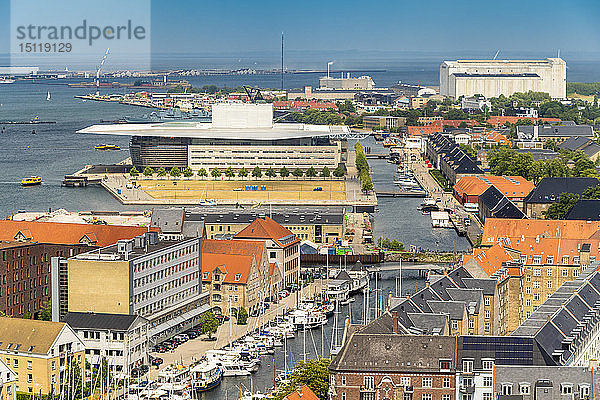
186;330;199;339
173;334;189;343
151;357;163;367
216;315;230;324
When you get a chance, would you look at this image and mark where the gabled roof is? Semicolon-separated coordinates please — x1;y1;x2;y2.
64;312;144;331
203;239;265;266
202;252;254;284
283;385;319;400
234;216;299;247
478;186;527;219
0;317;69;355
524;177;600;204
565;200;600;221
463;243;516;277
0;220;155;247
481;218;600;245
150;208;184;234
454;175;533;199
558;136;595;152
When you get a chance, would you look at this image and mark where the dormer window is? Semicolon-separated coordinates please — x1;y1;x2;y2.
561;384;573;395
234;273;241;281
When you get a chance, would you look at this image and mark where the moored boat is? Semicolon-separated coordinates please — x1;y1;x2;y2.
190;360;223;392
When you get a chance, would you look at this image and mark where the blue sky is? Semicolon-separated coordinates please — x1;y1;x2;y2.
1;0;599;69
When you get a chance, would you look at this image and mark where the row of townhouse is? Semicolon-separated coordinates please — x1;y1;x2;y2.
329;265;600;400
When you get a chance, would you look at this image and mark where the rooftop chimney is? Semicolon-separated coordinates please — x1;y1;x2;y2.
392;311;399;334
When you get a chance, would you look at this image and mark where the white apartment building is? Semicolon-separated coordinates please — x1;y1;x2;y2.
65;232;211;345
64;312;149;375
440;58;566;99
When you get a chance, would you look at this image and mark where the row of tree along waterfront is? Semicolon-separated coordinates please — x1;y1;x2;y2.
129;165;346;179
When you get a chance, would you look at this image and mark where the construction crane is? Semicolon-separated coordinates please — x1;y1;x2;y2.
96;48;110;87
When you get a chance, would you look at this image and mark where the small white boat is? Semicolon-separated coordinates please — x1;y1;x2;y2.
46;91;51;101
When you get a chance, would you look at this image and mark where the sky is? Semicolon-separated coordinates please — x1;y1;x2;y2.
0;0;599;69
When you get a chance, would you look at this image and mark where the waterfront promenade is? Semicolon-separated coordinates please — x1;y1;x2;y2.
146;279;325;379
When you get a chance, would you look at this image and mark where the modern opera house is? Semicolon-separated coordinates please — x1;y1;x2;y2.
79;103;349;171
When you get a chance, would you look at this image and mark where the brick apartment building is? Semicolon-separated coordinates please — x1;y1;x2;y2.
0;242;89;318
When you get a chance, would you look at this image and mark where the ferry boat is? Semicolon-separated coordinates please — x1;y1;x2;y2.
94;144;121;150
21;176;42;186
190;361;223;392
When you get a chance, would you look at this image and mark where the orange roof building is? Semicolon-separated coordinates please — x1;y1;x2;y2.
486;116;561;127
453;175;534;205
481;218;600;247
234;217;300;288
283;385;319;400
202;239;272;315
0;220;156;247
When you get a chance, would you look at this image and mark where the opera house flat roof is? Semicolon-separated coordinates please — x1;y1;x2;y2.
77;122;350;140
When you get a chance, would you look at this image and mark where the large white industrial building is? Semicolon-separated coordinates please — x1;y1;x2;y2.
440;58;566;99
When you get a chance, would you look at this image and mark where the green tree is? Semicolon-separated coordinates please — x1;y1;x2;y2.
182;167;194;177
274;358;331;400
320;166;331;178
306;167;317;177
582;185;600;199
333;164;346;178
252;167;262;177
157;167;167;178
197;168;208;177
265;167;277;178
237;306;248;325
169;167;181;177
238;167;249;178
211;168;221;178
545;193;580;220
143;166;153;177
23;311;32;319
292;168;304;177
360;170;374;193
225;167;235;178
129;166;139;177
38;300;52;321
200;312;219;339
279;167;290;177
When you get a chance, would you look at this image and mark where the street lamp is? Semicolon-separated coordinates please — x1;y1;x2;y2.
327;61;334;79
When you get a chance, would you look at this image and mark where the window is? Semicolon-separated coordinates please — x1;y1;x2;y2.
400;377;411;386
547;281;552;288
422;377;432;388
562;255;569;265
270;251;276;259
452;321;458;330
483;377;492;387
468;319;474;330
526;299;531;307
561;384;573;395
463;360;473;373
533;268;541;276
341;393;346;400
482;393;492;400
533;293;540;301
27;361;32;370
364;376;374;390
234;274;241;281
51;361;55;370
562;269;569;277
443;377;451;388
526;286;531;294
526;275;531;282
533;281;540;288
502;384;513;395
546;256;554;265
13;359;18;368
440;360;451;370
482;360;494;370
484;310;490;319
519;383;530;395
422;394;432;400
574;269;580;277
485;322;490;332
27;374;32;383
533;256;541;265
202;271;209;279
484;297;490;306
341;375;346;386
442;395;451;400
580;385;590;398
574;256;580;265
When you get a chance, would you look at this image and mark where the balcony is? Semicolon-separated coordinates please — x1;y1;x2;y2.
459;384;475;394
404;386;414;393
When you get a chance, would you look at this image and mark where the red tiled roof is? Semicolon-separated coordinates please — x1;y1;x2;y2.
465;243;516;277
482;219;600;245
202;252;254;284
234;217;299;247
0;220;155;247
486;116;561;127
203;239;265;266
284;385;319;400
453;175;534;199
